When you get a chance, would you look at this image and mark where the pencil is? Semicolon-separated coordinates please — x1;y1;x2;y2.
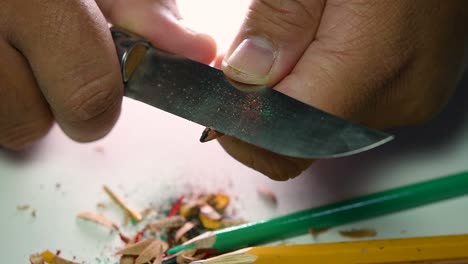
166;170;468;255
191;233;468;264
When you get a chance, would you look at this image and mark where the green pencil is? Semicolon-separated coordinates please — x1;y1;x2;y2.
167;170;468;255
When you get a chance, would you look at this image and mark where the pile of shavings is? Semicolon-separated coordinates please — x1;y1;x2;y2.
30;186;245;264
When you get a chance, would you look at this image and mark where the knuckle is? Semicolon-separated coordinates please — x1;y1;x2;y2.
0;117;53;150
247;0;323;37
62;69;122;124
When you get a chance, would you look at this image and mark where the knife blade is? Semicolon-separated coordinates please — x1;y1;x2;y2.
111;27;393;159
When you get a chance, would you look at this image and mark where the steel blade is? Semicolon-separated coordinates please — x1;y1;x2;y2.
122;46;393;159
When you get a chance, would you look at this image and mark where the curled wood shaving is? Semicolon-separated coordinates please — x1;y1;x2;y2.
146;216;186;231
77;212;118;231
339;228;378;238
116;238;155;256
175;222;196;242
257;186;277;206
103;185;142;222
135;240;168;264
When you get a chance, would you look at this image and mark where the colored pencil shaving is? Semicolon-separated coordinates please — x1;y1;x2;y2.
103;185;143;222
167;170;468;254
191;234;468;264
30;250;79;264
77;212;119;231
199;128;223;143
339;228;378;238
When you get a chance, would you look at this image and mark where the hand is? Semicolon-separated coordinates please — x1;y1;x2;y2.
0;0;216;150
219;0;468;180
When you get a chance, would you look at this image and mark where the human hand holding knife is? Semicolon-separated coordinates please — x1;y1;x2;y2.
2;0;464;180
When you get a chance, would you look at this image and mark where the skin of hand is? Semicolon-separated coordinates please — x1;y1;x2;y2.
219;0;468;181
0;0;216;150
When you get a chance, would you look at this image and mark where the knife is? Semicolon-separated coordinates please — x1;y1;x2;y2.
111;27;393;159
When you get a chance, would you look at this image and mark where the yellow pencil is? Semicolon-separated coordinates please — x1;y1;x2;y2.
191;234;468;264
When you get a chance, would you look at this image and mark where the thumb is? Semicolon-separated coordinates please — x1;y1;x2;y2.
222;0;325;85
97;0;217;64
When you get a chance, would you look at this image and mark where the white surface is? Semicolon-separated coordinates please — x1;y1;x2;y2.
1;1;468;262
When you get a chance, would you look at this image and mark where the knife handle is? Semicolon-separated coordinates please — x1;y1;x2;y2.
110;27;150;83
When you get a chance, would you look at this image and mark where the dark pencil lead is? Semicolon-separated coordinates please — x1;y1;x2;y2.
200;127;211;143
200;127;223;143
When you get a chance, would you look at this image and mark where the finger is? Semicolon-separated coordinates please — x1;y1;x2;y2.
0;39;53;150
6;0;123;142
99;0;217;64
218;136;312;181
222;0;325;85
274;1;423;128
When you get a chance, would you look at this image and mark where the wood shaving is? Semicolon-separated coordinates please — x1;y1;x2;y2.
31;191;242;263
146;216;186;231
199;205;222;221
103;185;142;222
77;212;118;231
135;240;167;264
119;255;135;264
257;186;278;206
30;251;79;264
199;213;221;230
309;227;330;236
176;249;197;264
179;201;200;218
175;222;197;242
29;254;44;264
140;208;157;220
119;232;132;244
17;204;30;211
116;239;156;256
208;194;230;212
339;228;378;238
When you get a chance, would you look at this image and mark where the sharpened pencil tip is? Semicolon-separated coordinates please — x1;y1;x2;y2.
199;127;223;143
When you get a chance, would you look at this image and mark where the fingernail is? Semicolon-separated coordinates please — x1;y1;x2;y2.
224;37;275;84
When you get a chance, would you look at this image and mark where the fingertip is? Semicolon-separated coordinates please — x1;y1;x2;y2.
107;0;218;65
218;136;312;181
184;32;217;64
